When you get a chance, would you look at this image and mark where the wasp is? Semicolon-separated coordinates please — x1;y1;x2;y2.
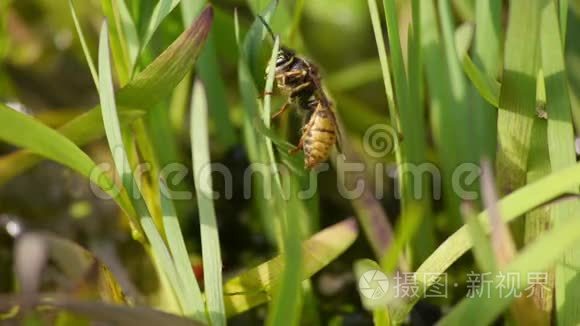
259;16;342;169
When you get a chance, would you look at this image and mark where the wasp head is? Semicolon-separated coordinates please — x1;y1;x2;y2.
276;47;294;68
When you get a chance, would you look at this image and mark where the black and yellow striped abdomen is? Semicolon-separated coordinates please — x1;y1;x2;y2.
303;105;337;168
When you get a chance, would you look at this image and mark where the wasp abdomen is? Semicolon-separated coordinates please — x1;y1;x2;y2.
303;108;337;168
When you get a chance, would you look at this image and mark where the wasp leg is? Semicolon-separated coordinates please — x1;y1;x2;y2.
289;82;311;96
271;102;291;119
289;142;303;155
289;115;314;154
257;91;273;99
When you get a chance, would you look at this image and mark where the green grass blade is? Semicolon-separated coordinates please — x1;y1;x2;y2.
236;1;282;247
472;0;501;159
421;0;466;230
366;0;399;130
98;21;190;317
100;0;131;84
140;0;181;60
0;7;213;185
159;182;206;321
386;162;580;321
116;0;140;67
461;54;500;108
224;218;359;316
196;31;237;149
180;0;206;23
326;59;383;92
68;0;99;91
263;36;303;326
0;104;132;216
540;1;580;324
439;208;580;326
461;202;496;272
455;22;501;108
181;1;233;161
190;80;226;326
560;0;569;44
496;0;542;194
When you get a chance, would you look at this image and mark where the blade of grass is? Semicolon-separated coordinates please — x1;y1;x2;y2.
159;182;206;321
439;208;580;326
100;0;131;84
461;202;496;272
496;0;542;195
236;1;282;246
560;0;569;45
0;7;213;185
180;2;236;152
190;80;226;326
116;0;140;68
138;0;181;66
223;218;359;316
481;158;547;325
472;0;501;159
0;104;134;223
541;1;580;324
422;0;466;230
263;35;303;326
68;0;99;91
98;21;193;318
383;161;580;321
325;59;383;92
196;31;237;149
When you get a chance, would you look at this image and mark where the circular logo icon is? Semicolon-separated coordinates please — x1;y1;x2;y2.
359;270;390;300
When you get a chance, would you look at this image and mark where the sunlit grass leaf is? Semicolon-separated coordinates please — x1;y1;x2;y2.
472;0;501;160
461;202;496;272
159;182;205;321
68;0;99;91
496;0;542;194
454;23;500;108
481;160;516;268
439;207;580;326
236;1;283;247
326;59;383;92
243;0;279;85
116;0;140;68
385;162;580;322
540;1;580;324
262;35;303;326
224;218;359;316
140;0;181;59
190;80;226;326
100;0;131;84
0;7;213;185
98;21;193;318
0;103;133;218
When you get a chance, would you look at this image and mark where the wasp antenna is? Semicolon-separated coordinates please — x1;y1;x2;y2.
257;15;276;42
